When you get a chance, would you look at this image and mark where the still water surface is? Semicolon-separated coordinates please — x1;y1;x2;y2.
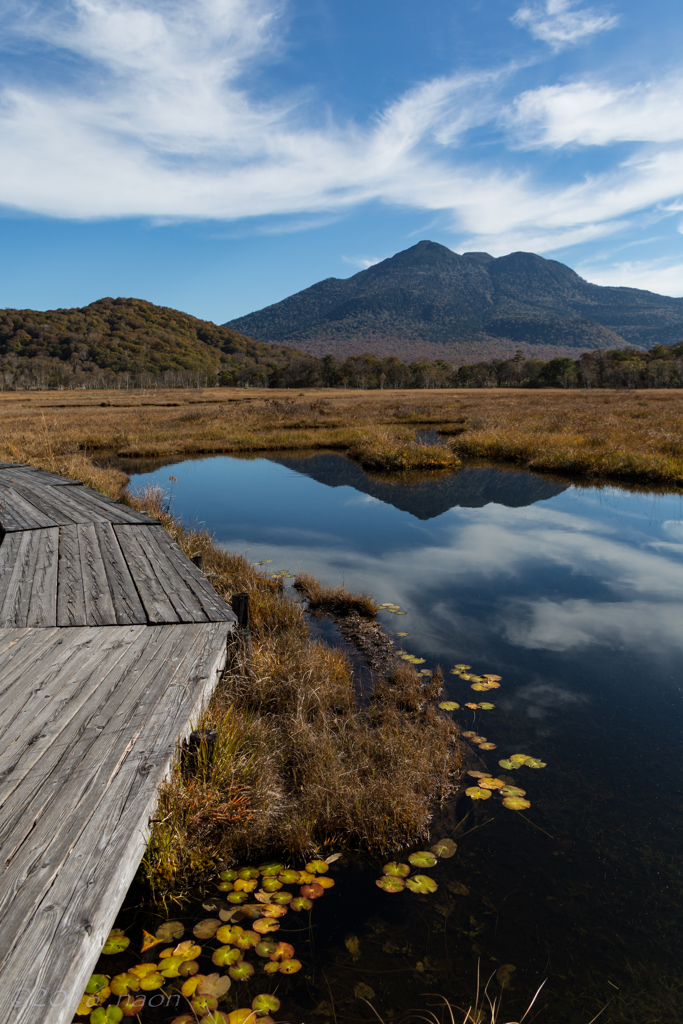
124;454;683;1023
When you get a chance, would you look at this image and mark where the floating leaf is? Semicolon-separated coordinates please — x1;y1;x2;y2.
454;664;471;671
234;879;258;893
226;1012;253;1024
301;882;324;899
102;932;130;955
174;941;201;960
269;941;295;962
484;681;500;689
85;976;110;995
159;957;187;979
405;875;438;894
503;796;531;810
431;838;457;859
91;1007;123;1024
270;891;293;905
479;702;495;710
461;730;477;738
192;996;218;1016
181;976;205;998
470;736;487;744
76;995;99;1015
305;859;329;874
119;997;146;1018
298;870;315;883
483;674;502;682
201;1014;231;1024
141;930;162;953
448;881;470;896
376;875;405;893
262;962;280;975
279;959;302;974
325;853;342;863
465;703;480;710
158;948;175;959
239;905;264;921
290;897;313;911
278;870;300;884
409;851;437;868
438;701;460;710
253;918;279;934
470;683;488;692
216;924;243;943
260;904;288;918
213;947;241;967
258;861;283;877
510;754;530;764
140;972;166;990
526;759;547;768
479;742;497;750
227;892;248;904
155;921;184;943
220;869;238;881
465;786;492;800
217;882;234;892
198;974;233;999
467;771;491;779
194;919;222;940
256;941;278;958
412;658;426;664
396;632;409;637
500;785;527;797
234;930;261;950
237;866;260;880
478;778;505;790
498;759;517;770
260;878;282;893
383;861;410;877
252;994;280;1015
317;877;335;889
110;975;140;997
228;962;255;982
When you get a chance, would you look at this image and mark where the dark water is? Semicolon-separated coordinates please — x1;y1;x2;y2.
119;454;683;1023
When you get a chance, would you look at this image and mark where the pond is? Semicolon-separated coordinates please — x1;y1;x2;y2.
111;453;683;1024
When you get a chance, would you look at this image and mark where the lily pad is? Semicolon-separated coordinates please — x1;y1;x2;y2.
141;929;162;953
408;851;437;868
228;962;255;982
270;891;293;904
470;736;487;744
217;882;234;892
234;930;261;949
467;770;491;778
118;997;146;1018
260;877;282;892
479;742;497;750
384;860;411;877
130;965;159;980
305;859;329;874
255;941;278;957
227;892;248;904
376;875;405;893
216;924;243;943
297;869;315;883
500;785;527;797
110;975;140;997
234;878;258;893
253;918;279;934
290;897;313;911
213;946;242;967
178;962;199;979
454;664;471;670
431;838;457;859
278;869;300;884
258;861;284;877
301;882;324;899
465;786;492;800
198;974;232;999
155;921;184;943
262;962;280;975
279;959;302;974
237;866;260;880
478;777;505;790
498;759;517;770
140;972;166;990
438;701;460;710
483;674;502;682
269;941;295;962
239;905;264;920
200;1014;231;1024
181;976;205;998
526;758;547;768
484;680;501;688
510;754;530;764
85;976;110;995
470;683;488;692
159;957;187;978
192;996;218;1016
396;632;409;637
194;919;222;939
252;994;280;1015
479;702;495;710
260;904;288;918
503;796;531;810
317;877;335;889
174;940;201;959
91;1008;123;1024
461;730;477;738
405;875;438;894
102;931;130;955
465;703;480;710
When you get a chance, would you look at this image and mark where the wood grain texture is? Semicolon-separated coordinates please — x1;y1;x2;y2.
94;521;146;625
77;523;117;625
57;525;86;626
114;524;180;623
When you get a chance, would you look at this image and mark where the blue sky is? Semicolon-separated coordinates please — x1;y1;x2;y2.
1;0;682;323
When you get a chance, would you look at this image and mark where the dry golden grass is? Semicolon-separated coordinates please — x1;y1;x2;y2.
129;486;462;897
1;386;683;487
294;570;378;617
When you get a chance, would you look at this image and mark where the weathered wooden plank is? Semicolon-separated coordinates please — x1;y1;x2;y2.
0;467;82;486
9;484;80;525
77;524;117;625
141;527;209;622
26;527;59;627
0;533;25;612
55;485;155;525
57;526;86;626
114;525;180;623
0;488;56;530
0;531;54;626
94;522;146;624
159;534;236;623
0;623;230;1024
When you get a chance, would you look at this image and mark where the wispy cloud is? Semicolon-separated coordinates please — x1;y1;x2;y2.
576;257;683;295
342;255;382;270
511;0;619;51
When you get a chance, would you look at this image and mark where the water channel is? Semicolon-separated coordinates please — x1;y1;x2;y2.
112;453;683;1024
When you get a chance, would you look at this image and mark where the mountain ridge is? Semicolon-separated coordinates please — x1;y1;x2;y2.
225;240;683;361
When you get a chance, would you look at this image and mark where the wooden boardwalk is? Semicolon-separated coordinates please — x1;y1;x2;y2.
0;465;236;1024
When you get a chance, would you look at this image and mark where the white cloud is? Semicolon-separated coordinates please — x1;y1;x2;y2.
511;78;683;148
511;0;619;51
577;258;683;295
505;598;683;652
342;255;382;270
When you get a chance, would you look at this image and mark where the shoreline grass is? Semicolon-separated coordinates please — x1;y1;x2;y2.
0;386;682;488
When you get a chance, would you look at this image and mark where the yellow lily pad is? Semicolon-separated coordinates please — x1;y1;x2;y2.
465;786;492;800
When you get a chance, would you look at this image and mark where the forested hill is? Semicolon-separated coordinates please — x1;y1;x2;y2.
0;296;304;387
225;241;683;361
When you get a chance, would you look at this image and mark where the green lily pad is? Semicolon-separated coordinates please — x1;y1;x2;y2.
279;959;302;974
110;975;140;997
140;971;166;989
431;838;457;859
255;941;277;957
118;997;146;1018
278;869;300;884
237;866;260;880
405;874;438;894
500;786;527;797
467;770;491;778
412;658;426;664
260;877;282;893
482;674;502;682
503;796;531;810
219;869;238;881
479;742;497;750
408;851;437;868
461;730;477;738
258;861;284;876
192;997;218;1016
465;786;492;800
102;931;130;955
454;664;471;670
227;891;248;904
217;881;234;892
526;759;547;768
91;1007;123;1024
396;632;409;637
510;754;530;763
306;859;329;874
262;962;280;975
498;759;517;770
85;976;109;995
478;777;505;790
470;735;487;744
290;897;313;911
216;924;243;943
253;994;281;1015
438;701;460;710
376;875;405;892
234;930;261;950
228;962;255;982
270;891;293;905
479;702;495;710
159;957;187;979
213;946;242;967
383;861;410;877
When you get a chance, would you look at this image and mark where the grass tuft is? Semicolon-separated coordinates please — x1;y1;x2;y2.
294;571;378;617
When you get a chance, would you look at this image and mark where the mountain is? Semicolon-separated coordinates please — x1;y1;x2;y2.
0;296;306;386
225;241;683;362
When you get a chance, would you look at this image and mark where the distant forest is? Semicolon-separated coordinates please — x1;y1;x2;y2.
2;297;683;390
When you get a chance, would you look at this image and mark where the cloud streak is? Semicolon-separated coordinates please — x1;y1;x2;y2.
511;0;619;51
